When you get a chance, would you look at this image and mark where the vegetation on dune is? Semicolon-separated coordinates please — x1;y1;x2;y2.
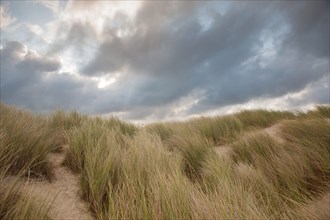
280;119;330;192
298;105;330;119
147;115;244;145
0;103;329;219
234;109;295;129
0;168;51;220
232;131;328;206
146;122;176;142
146;109;295;146
188;115;243;144
315;105;330;118
0;104;59;179
167;128;214;181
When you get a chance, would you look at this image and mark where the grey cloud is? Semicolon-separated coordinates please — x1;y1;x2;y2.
17;51;60;72
79;1;274;115
48;21;97;56
0;39;165;115
0;41;96;112
1;41;60;90
1;1;329;121
0;41;26;64
0;41;60;69
78;1;328;118
82;2;274;76
190;51;329;114
279;0;329;58
283;77;330;109
81;1;203;76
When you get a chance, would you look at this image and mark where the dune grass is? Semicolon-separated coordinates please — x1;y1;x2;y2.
146;115;242;146
146;109;293;147
299;105;330;119
64;107;329;219
234;109;295;129
314;105;330;118
0;165;51;220
167;128;214;181
1;103;329;219
0;104;59;179
279;119;330;192
146;122;176;142
232;122;330;205
188;115;243;145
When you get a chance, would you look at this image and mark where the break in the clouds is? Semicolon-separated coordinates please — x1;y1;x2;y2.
0;1;329;122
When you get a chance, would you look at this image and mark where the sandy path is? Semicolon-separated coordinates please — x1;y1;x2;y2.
299;193;330;219
214;145;233;158
263;123;285;143
22;146;93;220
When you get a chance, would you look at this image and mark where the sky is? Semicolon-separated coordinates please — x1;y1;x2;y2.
0;0;329;123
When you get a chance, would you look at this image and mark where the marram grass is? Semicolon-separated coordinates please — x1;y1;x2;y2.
1;103;329;219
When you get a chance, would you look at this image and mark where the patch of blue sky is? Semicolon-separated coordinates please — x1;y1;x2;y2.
197;1;230;32
5;1;55;27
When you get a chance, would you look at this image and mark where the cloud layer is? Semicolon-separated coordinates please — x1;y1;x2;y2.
0;1;329;122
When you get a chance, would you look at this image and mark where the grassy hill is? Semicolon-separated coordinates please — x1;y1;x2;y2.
1;103;329;219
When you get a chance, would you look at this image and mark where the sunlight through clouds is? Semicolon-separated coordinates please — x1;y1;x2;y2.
95;76;117;89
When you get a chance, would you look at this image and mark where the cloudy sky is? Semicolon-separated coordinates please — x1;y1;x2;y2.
0;1;329;122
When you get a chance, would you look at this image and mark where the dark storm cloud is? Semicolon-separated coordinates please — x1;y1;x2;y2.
189;52;329;114
279;0;329;58
78;1;329;117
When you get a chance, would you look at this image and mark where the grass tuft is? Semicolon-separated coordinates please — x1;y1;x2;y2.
234;109;295;129
0;104;58;179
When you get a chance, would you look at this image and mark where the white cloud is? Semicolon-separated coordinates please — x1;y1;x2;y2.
202;79;329;117
61;0;141;40
25;24;44;35
0;5;16;29
171;89;206;116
